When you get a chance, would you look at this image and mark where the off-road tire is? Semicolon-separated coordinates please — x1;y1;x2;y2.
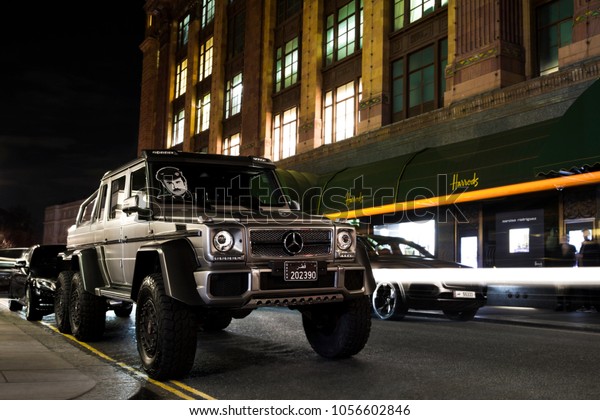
114;303;134;318
136;273;198;380
372;281;408;320
54;271;74;333
69;272;106;341
443;308;478;321
25;283;43;321
302;296;372;359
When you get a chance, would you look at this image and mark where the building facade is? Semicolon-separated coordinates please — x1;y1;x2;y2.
43;199;84;245
137;0;600;274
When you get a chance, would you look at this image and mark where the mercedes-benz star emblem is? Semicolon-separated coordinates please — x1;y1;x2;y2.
283;231;304;255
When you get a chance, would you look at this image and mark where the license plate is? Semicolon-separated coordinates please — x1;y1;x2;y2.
453;291;476;298
284;261;318;281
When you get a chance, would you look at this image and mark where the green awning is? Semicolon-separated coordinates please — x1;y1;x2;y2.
316;119;559;214
535;78;600;176
316;151;421;213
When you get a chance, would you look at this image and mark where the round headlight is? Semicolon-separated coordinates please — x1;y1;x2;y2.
213;230;234;252
337;230;353;251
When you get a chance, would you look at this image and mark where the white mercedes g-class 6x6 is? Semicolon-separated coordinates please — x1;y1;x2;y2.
56;150;373;379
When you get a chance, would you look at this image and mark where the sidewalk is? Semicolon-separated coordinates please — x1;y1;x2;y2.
0;299;141;400
1;298;599;400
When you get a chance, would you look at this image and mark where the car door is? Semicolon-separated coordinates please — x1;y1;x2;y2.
97;175;128;285
120;164;152;285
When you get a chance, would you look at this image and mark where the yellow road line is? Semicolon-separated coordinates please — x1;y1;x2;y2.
40;321;217;401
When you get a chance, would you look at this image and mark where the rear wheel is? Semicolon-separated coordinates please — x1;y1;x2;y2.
302;296;371;359
69;272;106;341
55;271;74;333
113;302;134;318
443;308;478;321
372;281;408;320
136;273;198;380
25;283;43;321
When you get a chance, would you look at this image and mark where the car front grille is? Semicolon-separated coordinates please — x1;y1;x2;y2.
249;228;332;259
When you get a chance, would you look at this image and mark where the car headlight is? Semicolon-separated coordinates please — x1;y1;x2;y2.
337;230;353;251
213;230;234;252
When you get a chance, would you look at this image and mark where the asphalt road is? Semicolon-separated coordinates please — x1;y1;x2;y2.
68;307;600;400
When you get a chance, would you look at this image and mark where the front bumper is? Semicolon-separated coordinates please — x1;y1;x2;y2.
194;262;366;309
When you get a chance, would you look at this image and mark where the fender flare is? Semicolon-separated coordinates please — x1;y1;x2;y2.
132;239;202;305
72;248;106;293
355;240;376;295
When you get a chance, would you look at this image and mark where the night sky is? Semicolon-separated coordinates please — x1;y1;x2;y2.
0;1;146;239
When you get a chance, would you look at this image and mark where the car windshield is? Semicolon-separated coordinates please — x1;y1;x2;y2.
363;235;433;258
147;163;289;220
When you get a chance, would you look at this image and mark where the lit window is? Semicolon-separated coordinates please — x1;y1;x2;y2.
394;0;447;30
199;37;213;82
225;73;243;118
223;133;240;156
175;59;188;98
410;0;435;23
172;109;185;146
394;0;405;30
273;107;298;161
323;80;359;144
178;15;190;49
324;1;363;66
275;37;300;92
202;0;215;28
335;81;355;141
196;93;211;134
337;2;356;61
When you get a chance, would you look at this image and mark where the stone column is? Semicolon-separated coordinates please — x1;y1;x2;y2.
446;0;525;102
358;0;390;133
297;0;324;154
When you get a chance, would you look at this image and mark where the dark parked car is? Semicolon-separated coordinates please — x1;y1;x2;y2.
7;244;66;320
359;234;486;321
0;247;28;295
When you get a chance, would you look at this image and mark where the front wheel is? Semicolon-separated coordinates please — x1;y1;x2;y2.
136;273;198;380
372;281;408;320
25;283;43;321
443;308;479;321
302;296;372;359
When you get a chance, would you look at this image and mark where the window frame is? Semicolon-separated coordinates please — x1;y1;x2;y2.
391;38;447;122
324;0;364;67
392;0;448;32
272;106;298;161
225;73;243;119
323;78;362;144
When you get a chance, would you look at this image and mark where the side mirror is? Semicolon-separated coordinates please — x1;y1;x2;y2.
14;259;27;274
122;195;151;218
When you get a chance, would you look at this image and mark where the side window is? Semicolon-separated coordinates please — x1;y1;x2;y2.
109;176;127;219
78;197;97;226
130;167;147;197
95;184;108;222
